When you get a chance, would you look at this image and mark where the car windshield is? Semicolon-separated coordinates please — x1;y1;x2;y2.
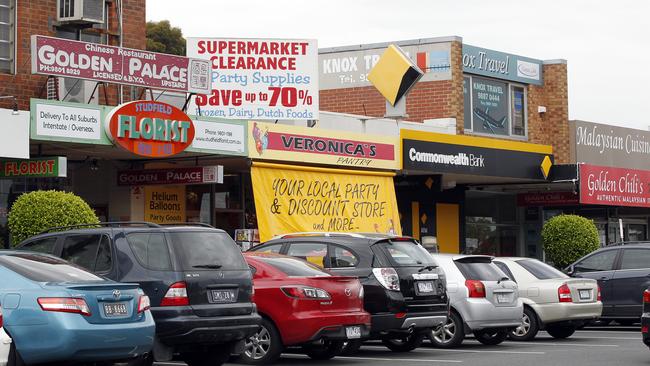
516;259;568;280
454;257;506;281
169;231;248;271
255;256;330;277
377;239;436;267
0;253;104;282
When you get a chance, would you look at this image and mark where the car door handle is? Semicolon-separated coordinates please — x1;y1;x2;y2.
599;277;609;281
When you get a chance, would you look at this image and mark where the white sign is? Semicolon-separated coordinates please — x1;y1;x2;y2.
190;119;246;153
0;109;29;159
35;103;101;141
516;60;541;81
186;38;319;120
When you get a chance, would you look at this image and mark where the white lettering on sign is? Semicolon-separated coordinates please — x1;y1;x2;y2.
408;148;485;168
35;103;101;141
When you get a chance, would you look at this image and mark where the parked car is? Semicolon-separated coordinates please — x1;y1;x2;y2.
0;305;11;366
239;252;371;364
641;288;650;348
427;254;522;347
0;250;155;365
493;257;602;340
566;242;650;325
17;222;262;366
250;233;448;353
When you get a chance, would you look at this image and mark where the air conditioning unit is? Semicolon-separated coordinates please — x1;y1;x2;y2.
57;0;105;24
59;78;98;105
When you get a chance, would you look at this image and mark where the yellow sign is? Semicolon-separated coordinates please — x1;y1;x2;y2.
144;185;186;224
249;121;400;170
252;162;402;242
367;44;423;106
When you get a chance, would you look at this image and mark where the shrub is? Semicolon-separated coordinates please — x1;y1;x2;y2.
542;214;600;269
8;190;99;245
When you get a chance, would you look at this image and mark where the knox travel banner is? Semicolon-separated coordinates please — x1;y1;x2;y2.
251;163;402;242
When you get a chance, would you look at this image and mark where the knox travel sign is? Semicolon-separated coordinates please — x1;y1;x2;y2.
106;101;195;158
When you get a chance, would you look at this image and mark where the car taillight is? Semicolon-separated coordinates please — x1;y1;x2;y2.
0;310;3;328
281;286;331;300
598;286;602;302
160;282;189;306
359;285;364;299
465;280;485;298
558;283;572;303
38;298;91;316
643;289;650;304
372;268;400;291
138;295;151;313
643;326;649;334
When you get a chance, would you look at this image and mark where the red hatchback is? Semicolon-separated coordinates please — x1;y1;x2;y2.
239;252;371;364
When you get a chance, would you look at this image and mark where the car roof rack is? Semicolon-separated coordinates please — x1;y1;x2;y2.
272;232;368;240
158;222;215;228
607;240;650;247
39;221;161;234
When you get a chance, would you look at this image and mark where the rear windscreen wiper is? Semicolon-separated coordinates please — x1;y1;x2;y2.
192;264;223;269
418;265;438;272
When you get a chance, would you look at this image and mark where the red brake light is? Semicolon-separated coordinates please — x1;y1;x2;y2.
643;289;650;304
138;295;151;313
598;286;602;302
38;298;91;316
465;280;485;298
0;309;3;328
160;282;189;306
281;286;330;300
643;326;649;334
558;284;572;303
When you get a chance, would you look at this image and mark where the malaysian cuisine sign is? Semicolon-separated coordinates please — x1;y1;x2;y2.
248;122;399;170
31;35;211;94
580;164;650;208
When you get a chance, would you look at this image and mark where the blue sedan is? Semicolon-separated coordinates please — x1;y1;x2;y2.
0;251;155;365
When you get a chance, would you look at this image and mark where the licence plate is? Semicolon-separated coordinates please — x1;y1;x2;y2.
210;289;237;303
103;302;128;317
417;281;435;294
346;326;362;339
579;289;591;300
496;294;509;304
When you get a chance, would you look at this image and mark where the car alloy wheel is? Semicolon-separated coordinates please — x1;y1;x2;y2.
244;325;272;360
513;313;531;337
432;318;456;344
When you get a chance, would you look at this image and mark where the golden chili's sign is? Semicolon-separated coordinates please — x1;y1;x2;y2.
251;162;402;242
106;101;195;158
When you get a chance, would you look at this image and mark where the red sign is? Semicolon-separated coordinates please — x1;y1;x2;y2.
31;35;211;94
117;166;223;186
580;164;650;207
265;132;395;160
106;101;195;158
517;192;579;206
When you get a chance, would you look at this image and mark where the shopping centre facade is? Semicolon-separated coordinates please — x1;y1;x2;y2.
0;0;648;257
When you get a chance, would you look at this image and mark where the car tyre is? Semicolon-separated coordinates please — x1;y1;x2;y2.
304;340;345;360
237;318;283;365
429;311;465;348
340;340;363;355
473;329;508;346
183;348;231;366
509;307;539;341
7;342;24;366
126;353;154;366
546;325;576;339
382;332;425;352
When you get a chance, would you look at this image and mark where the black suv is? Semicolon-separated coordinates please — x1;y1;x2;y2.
17;222;261;366
250;233;448;353
567;242;650;325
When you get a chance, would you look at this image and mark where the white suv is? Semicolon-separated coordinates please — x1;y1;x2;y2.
428;254;523;347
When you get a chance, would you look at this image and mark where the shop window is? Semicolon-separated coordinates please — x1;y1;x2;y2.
127;232;172;271
620;249;650;271
463;74;527;138
0;0;14;74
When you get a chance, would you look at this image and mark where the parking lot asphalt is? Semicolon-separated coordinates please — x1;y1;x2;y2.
155;326;646;366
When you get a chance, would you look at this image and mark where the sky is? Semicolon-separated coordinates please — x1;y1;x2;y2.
147;0;649;130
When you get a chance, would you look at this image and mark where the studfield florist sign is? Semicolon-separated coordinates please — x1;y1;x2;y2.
248;122;399;169
106;101;195;158
117;166;224;186
186;38;318;120
580;164;650;208
31;35;211;94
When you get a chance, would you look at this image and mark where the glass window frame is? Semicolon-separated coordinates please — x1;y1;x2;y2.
126;231;174;272
619;248;650;271
574;249;619;273
61;233;112;273
329;244;360;268
463;74;528;140
286;242;331;268
0;0;15;74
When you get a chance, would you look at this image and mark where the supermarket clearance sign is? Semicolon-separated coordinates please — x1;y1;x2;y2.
31;35;212;94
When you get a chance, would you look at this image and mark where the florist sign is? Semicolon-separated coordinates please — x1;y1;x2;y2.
580;164;650;208
106;101;195;158
31;35;211;94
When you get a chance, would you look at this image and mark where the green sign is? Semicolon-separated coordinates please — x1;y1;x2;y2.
0;157;67;178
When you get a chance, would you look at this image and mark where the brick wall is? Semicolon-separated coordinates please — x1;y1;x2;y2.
319;41;570;163
0;0;146;111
